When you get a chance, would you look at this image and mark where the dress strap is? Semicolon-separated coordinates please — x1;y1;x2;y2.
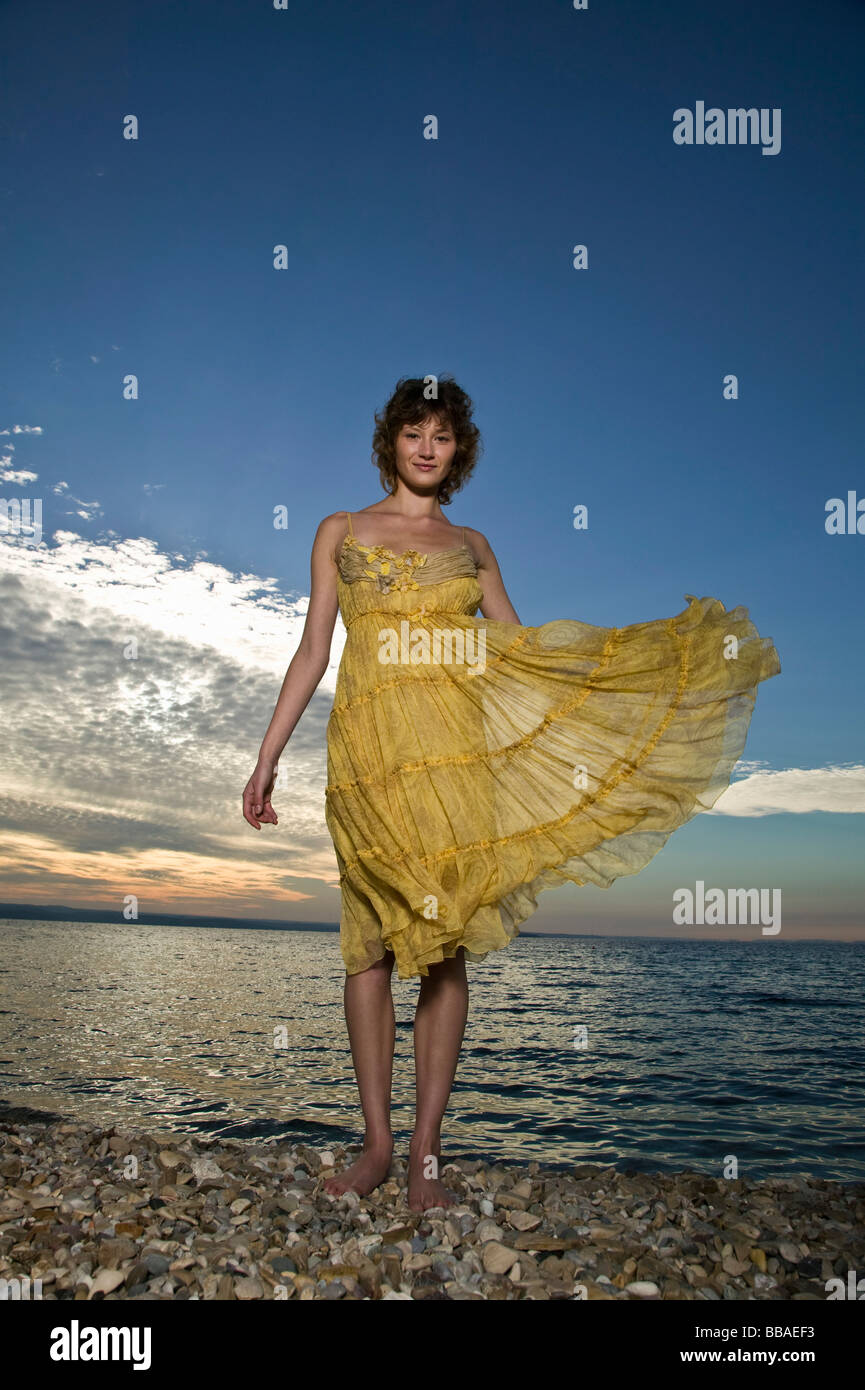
346;511;354;536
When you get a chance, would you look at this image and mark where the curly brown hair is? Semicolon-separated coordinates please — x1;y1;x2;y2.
371;375;482;505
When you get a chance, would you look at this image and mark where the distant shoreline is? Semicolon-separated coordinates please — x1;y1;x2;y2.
0;903;340;931
0;905;845;941
0;904;591;937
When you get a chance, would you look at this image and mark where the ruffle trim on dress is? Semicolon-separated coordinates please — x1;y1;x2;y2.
335;625;677;877
330;626;529;711
327;627;621;794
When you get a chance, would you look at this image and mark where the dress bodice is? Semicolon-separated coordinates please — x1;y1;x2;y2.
337;535;484;630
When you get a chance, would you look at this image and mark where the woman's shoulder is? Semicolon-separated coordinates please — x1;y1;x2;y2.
320;507;386;531
460;523;493;561
320;504;384;527
314;512;356;567
318;510;352;535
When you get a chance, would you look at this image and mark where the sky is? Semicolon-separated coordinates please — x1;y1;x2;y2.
1;0;863;940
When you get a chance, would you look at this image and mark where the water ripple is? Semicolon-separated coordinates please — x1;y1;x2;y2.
0;920;862;1178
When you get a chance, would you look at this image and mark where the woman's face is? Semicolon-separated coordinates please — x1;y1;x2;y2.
394;415;457;492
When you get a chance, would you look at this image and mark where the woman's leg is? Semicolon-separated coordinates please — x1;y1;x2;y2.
408;947;468;1211
323;950;396;1197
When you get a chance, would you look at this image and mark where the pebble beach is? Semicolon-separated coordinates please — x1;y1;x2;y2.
1;1109;862;1301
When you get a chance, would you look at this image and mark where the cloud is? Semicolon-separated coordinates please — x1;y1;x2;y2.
710;764;865;816
0;461;39;486
0;527;346;917
0;422;42;486
62;495;103;521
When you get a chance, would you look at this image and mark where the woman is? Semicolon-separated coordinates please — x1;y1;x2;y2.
242;375;780;1213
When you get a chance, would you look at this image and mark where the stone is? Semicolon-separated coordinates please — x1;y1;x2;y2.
89;1268;127;1297
403;1253;432;1271
474;1220;505;1243
482;1242;519;1274
494;1191;530;1211
381;1225;415;1244
124;1262;149;1288
234;1277;265;1299
513;1234;577;1252
321;1280;347;1299
156;1150;185;1172
96;1237;138;1267
191;1156;223;1183
444;1218;462;1245
508;1210;542;1232
114;1222;144;1238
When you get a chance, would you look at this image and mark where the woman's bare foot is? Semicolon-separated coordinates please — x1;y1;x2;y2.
323;1139;393;1198
407;1135;456;1211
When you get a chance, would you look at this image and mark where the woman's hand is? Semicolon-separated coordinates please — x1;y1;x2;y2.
243;758;279;830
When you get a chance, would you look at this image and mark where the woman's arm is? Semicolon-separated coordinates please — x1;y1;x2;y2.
259;513;344;759
470;528;522;623
243;513;344;828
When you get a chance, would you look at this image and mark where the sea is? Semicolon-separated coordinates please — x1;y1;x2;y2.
1;919;862;1181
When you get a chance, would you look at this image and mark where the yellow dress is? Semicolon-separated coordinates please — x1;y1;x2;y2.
325;512;781;980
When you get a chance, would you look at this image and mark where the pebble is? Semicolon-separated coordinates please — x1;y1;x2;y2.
475;1219;505;1243
191;1156;223;1183
482;1241;520;1274
0;1114;860;1302
509;1210;541;1231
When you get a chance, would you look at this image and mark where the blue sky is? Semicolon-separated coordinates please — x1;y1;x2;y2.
1;0;863;937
